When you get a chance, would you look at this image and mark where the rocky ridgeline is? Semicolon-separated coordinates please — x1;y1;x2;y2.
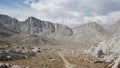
0;14;72;39
84;36;120;68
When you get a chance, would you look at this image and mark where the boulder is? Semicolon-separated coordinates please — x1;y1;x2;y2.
32;47;40;53
11;65;23;68
0;63;8;68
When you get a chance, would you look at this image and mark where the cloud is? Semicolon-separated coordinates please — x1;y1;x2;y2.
1;0;120;27
24;0;35;5
0;7;39;21
23;0;120;26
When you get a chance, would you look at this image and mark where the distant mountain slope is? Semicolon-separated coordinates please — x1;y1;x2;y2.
72;22;108;36
106;20;120;36
70;22;110;48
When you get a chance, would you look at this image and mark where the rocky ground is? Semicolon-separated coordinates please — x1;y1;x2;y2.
0;43;110;68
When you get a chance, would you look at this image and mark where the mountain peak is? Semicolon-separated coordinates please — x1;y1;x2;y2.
25;16;41;22
74;22;100;29
84;22;99;26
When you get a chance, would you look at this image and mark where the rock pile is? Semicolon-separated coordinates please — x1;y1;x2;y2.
85;36;120;68
0;45;41;61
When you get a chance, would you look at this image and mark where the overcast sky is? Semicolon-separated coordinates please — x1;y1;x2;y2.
0;0;120;27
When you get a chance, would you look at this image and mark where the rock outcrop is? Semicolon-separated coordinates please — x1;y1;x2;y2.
85;36;120;68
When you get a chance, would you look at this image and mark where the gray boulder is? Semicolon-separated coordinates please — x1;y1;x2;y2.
0;63;8;68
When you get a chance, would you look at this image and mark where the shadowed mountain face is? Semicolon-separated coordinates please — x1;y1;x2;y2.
0;14;20;32
0;23;19;37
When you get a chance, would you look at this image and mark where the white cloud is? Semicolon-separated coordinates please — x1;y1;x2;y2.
0;8;39;21
24;0;35;5
25;0;120;26
109;11;120;21
1;0;120;27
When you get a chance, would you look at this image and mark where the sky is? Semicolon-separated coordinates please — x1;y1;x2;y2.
0;0;120;27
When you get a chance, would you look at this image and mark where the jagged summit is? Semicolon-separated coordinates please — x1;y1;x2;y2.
25;16;42;22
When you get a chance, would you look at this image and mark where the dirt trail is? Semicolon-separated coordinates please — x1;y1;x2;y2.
57;52;75;68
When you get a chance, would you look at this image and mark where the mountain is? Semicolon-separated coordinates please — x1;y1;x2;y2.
0;14;112;47
0;14;73;40
20;17;73;40
72;22;108;37
70;22;110;48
